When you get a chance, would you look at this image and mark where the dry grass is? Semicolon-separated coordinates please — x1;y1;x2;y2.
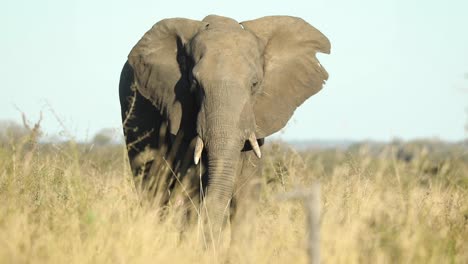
0;134;467;263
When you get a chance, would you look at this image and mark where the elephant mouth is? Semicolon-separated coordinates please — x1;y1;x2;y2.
193;133;262;165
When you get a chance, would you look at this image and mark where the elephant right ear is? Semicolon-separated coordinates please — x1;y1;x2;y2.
128;18;208;135
241;16;331;138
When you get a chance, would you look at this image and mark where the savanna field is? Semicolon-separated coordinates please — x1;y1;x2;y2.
0;124;467;263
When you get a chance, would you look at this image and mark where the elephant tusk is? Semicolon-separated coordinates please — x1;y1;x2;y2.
249;133;262;159
194;136;204;165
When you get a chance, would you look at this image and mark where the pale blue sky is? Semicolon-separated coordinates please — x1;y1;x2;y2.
2;0;467;141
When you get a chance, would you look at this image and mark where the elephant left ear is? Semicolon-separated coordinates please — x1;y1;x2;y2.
241;16;331;138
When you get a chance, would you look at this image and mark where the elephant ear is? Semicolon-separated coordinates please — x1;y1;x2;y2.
128;18;208;135
241;16;331;138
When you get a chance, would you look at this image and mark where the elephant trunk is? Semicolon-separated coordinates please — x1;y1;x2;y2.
196;82;248;246
201;123;241;246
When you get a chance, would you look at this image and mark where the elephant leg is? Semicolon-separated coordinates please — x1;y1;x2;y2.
230;148;263;245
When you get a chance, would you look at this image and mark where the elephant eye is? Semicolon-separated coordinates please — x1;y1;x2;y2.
190;78;201;95
251;79;260;94
192;78;200;88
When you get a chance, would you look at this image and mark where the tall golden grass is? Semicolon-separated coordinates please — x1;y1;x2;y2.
0;128;467;263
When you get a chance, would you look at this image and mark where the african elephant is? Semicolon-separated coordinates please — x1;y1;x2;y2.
119;15;330;246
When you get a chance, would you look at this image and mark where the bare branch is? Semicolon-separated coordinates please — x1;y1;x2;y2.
126;129;154;151
122;83;138;130
277;183;321;264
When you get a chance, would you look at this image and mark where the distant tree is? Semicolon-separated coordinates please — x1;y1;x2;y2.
0;120;29;144
0;113;43;154
92;128;119;146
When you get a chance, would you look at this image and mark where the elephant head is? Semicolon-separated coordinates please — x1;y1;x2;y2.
127;15;330;243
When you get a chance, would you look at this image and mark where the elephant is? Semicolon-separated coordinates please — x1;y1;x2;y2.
119;15;330;246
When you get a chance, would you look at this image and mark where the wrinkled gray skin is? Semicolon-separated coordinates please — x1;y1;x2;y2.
119;15;330;246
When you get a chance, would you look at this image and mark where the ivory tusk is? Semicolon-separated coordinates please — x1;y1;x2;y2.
194;136;204;165
249;133;262;159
